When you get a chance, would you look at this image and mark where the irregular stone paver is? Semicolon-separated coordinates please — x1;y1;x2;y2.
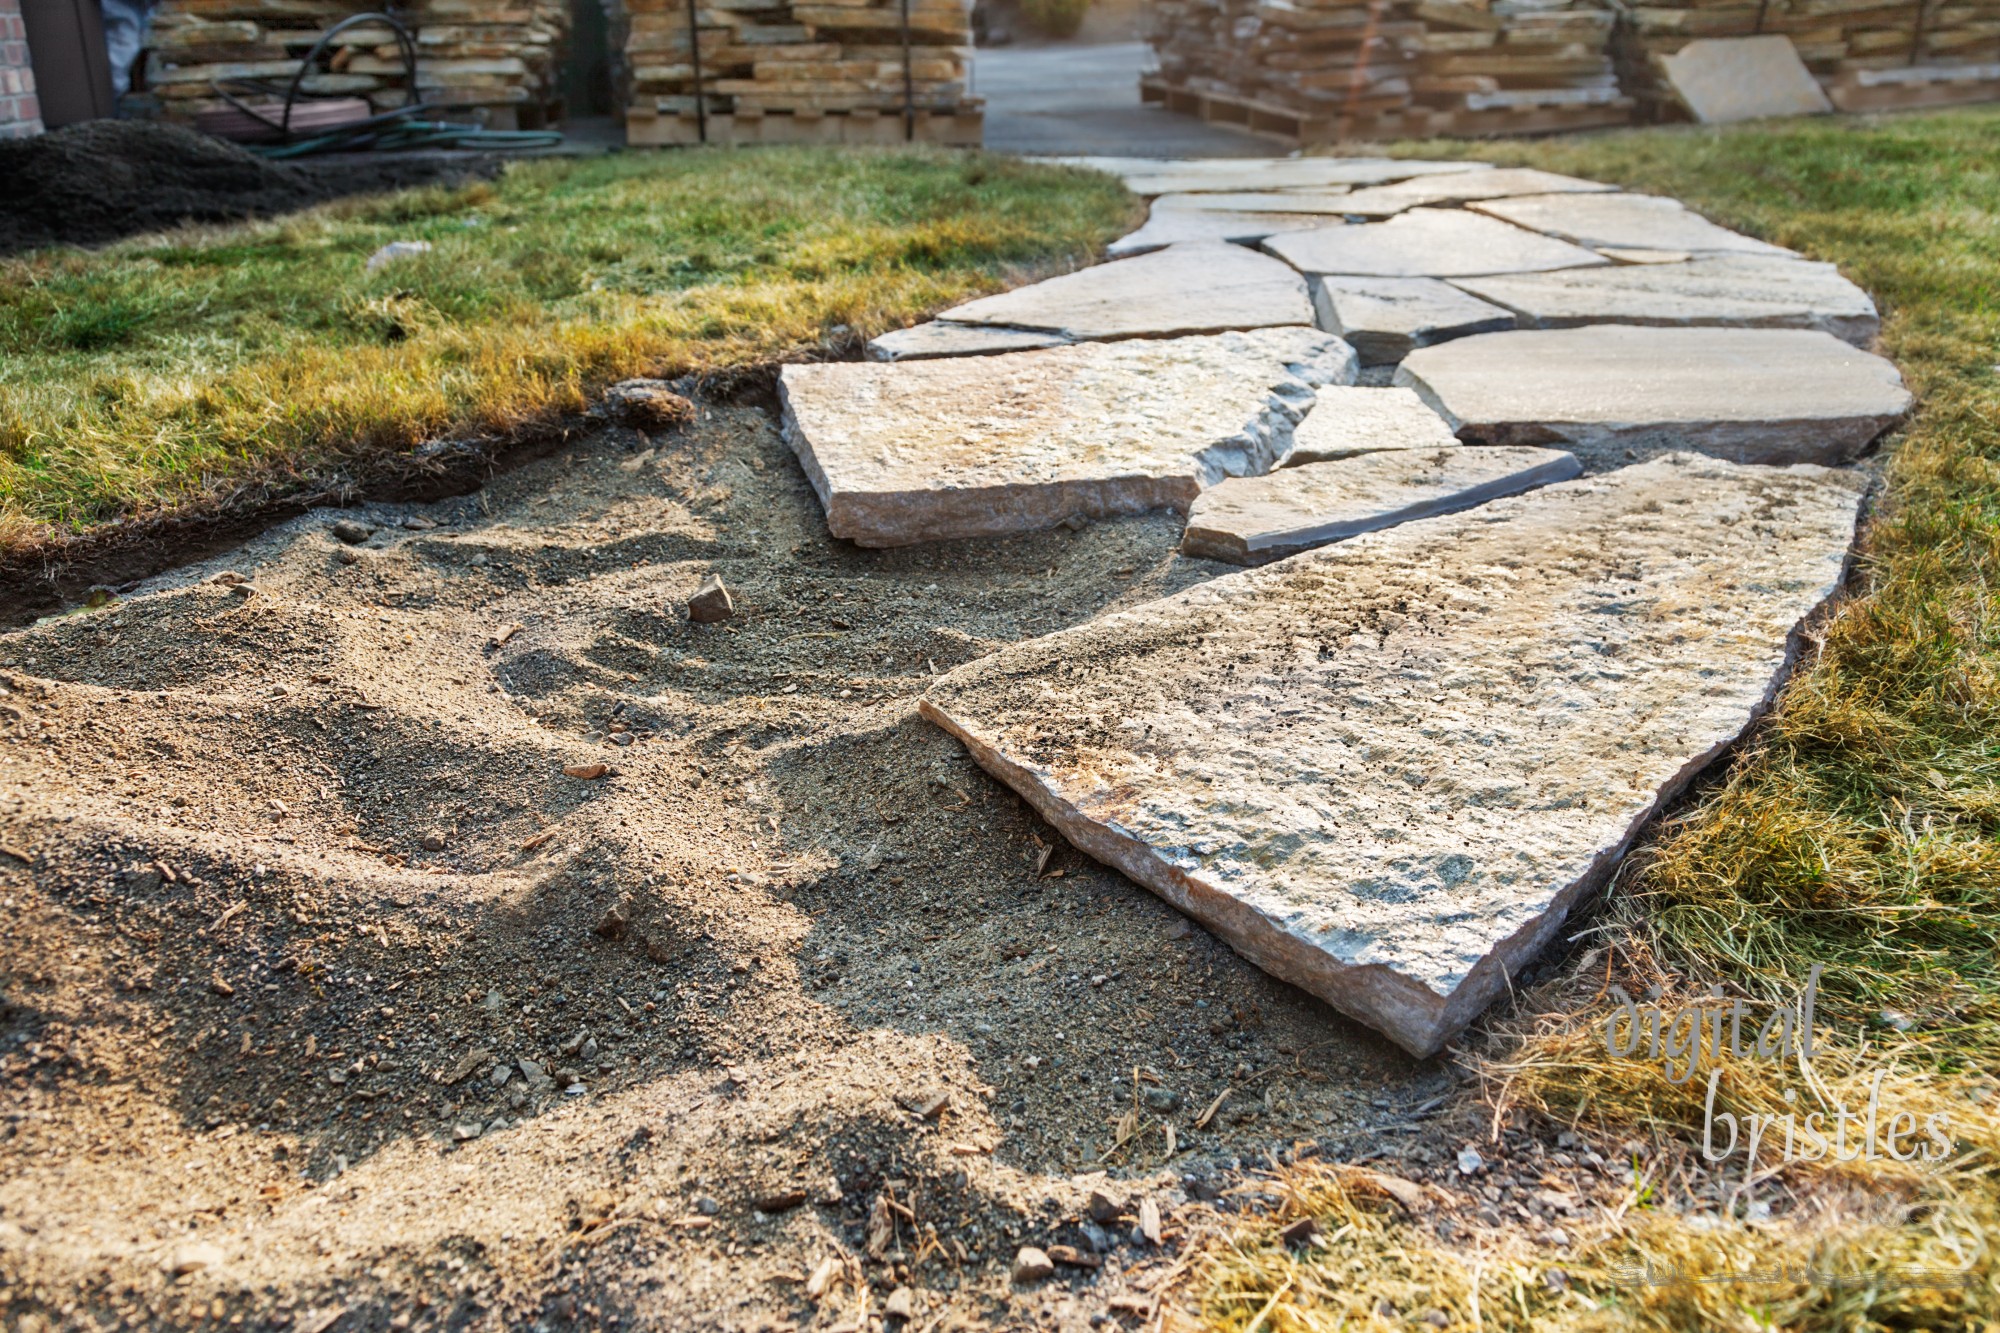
1661;35;1834;123
938;241;1314;341
1311;275;1517;364
1396;326;1910;465
1450;254;1880;345
866;322;1070;361
1471;192;1796;257
1332;167;1618;219
920;453;1867;1056
1282;386;1463;465
1597;247;1693;265
779;327;1358;547
1265;209;1609;280
1045;156;1485;195
1181;445;1579;564
1141;189;1360;214
1108;201;1347;258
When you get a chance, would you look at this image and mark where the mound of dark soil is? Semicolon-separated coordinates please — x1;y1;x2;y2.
0;119;496;256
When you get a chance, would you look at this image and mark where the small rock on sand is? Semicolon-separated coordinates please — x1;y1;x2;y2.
1012;1246;1055;1283
688;575;734;623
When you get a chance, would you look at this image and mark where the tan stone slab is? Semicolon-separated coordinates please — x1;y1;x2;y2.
1661;35;1834;124
1598;247;1693;265
1145;190;1360;214
1331;167;1618;219
1311;275;1517;364
1108;202;1345;258
1282;386;1462;465
1041;156;1485;195
938;242;1314;341
1471;193;1796;258
779;327;1359;547
866;322;1070;361
1182;445;1579;564
922;454;1867;1056
1265;209;1609;281
1450;255;1880;346
1396;326;1910;465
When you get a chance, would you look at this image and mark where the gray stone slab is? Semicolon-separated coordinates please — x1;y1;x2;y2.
1332;167;1618;219
1042;156;1486;195
866;322;1071;361
938;241;1314;341
1471;192;1796;257
1597;247;1693;265
1396;326;1910;465
921;453;1867;1056
1265;209;1610;280
1282;386;1464;465
1450;254;1880;345
1311;275;1517;364
1661;35;1834;124
780;327;1358;547
1182;445;1579;564
1108;201;1347;258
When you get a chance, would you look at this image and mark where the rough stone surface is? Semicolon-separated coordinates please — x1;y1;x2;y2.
866;321;1070;361
1282;386;1462;465
921;454;1868;1056
1471;193;1796;257
1108;199;1348;257
1330;167;1617;219
779;327;1359;547
1182;445;1579;564
1311;275;1516;364
938;241;1314;341
1396;326;1910;465
1045;156;1484;195
1141;189;1361;214
1450;255;1880;345
1598;247;1693;265
1661;35;1834;123
688;574;734;623
1265;210;1608;280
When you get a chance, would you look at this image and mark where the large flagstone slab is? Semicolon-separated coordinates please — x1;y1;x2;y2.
1282;386;1462;465
1450;255;1880;345
1311;275;1517;364
1332;167;1618;219
1108;200;1349;258
1470;192;1797;257
866;322;1070;361
1044;156;1485;195
779;327;1358;547
1396;326;1910;465
1265;210;1609;280
921;453;1868;1056
1182;445;1579;564
937;242;1314;341
1661;35;1833;123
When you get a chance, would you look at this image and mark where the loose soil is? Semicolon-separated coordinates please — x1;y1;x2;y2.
0;120;499;256
0;398;1502;1331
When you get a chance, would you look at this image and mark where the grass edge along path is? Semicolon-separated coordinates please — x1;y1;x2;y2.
1189;107;2000;1333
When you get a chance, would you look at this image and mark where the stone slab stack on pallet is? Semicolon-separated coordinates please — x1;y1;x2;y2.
1141;0;1631;143
623;0;982;145
146;0;567;130
1616;0;2000;119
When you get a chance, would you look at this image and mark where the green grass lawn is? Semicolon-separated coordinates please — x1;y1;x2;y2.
0;147;1135;553
1200;107;2000;1332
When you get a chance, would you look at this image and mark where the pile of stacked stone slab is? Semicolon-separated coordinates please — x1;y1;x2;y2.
1616;1;2000;120
622;0;982;145
146;0;567;130
1141;0;1632;142
780;157;1912;1056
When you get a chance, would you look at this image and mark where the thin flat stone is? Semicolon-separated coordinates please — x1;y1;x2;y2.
1332;167;1618;219
1396;326;1910;465
938;242;1314;341
1450;254;1880;345
1311;275;1516;364
1044;156;1485;195
1282;386;1462;465
1182;445;1579;564
1108;202;1345;258
920;453;1867;1056
1661;35;1834;123
1597;247;1693;265
867;322;1070;361
1471;193;1796;257
779;327;1358;547
1265;209;1609;280
1141;190;1360;214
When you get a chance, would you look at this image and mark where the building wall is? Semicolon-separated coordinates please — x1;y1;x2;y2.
0;0;42;139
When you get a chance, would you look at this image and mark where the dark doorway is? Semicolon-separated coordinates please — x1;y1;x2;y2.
560;0;615;119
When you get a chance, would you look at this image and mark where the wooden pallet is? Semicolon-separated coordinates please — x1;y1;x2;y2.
626;103;983;147
1823;63;2000;113
1140;76;1632;143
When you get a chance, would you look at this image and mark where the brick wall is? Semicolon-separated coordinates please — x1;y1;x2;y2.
0;0;40;139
